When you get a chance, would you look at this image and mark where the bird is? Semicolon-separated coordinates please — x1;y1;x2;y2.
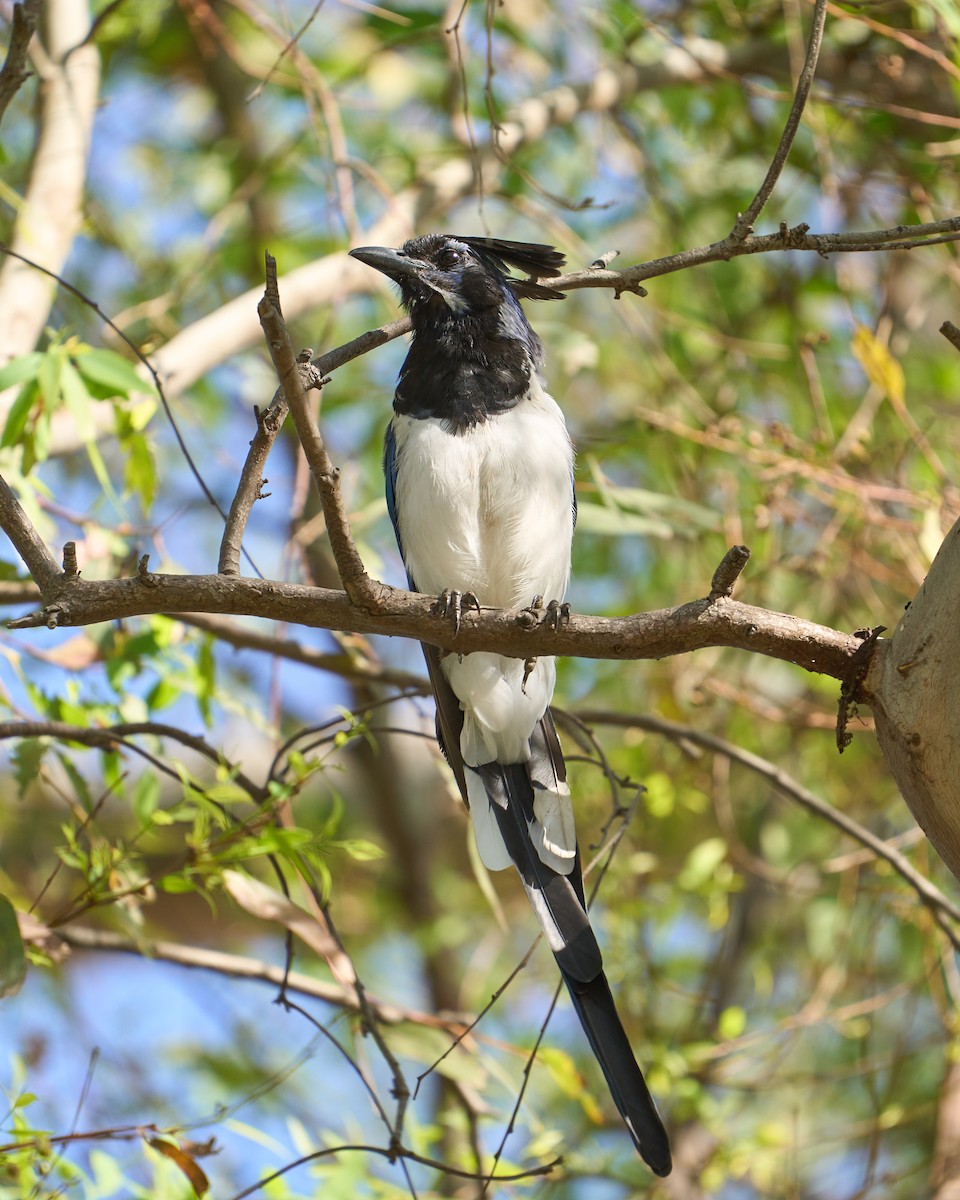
349;234;672;1177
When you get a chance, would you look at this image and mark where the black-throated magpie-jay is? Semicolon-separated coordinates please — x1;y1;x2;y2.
350;234;671;1176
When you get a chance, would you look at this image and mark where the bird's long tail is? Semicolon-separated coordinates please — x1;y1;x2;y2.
563;968;672;1177
475;718;672;1178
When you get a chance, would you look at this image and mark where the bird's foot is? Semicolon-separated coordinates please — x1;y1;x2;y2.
521;595;572;630
433;588;481;636
519;597;571;693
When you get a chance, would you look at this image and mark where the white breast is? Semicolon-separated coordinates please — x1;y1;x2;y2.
391;379;575;608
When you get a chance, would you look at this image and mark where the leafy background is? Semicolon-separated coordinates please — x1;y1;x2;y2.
1;0;960;1196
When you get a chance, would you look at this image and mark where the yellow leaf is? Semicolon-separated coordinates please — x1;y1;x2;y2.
851;323;905;406
146;1138;210;1197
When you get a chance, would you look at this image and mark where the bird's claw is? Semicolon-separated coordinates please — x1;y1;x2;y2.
518;598;571;683
519;595;571;630
544;598;572;630
434;588;480;636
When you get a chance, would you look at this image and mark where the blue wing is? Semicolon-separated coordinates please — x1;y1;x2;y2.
383;421;406;572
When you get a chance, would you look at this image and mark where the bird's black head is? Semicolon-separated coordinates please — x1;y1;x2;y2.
350;234;566;322
350;235;566;430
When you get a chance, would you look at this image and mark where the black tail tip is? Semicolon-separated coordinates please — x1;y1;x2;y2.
647;1149;673;1177
632;1125;672;1177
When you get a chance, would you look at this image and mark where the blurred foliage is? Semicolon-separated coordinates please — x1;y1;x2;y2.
1;0;960;1197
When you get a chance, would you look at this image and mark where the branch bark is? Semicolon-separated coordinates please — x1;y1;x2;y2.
256;264;382;608
0;0;40;126
54;924;455;1028
1;553;861;679
732;0;827;237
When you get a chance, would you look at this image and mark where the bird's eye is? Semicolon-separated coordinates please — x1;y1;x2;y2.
437;247;463;269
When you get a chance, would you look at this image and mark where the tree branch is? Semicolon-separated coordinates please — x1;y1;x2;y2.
0;720;263;799
0;0;40;126
257;258;383;609
53;923;464;1030
578;709;960;944
176;612;427;691
121;39;958;411
2;559;861;678
0;474;61;589
732;0;827;238
218;384;289;577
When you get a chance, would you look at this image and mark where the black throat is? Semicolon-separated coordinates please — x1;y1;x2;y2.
394;304;542;434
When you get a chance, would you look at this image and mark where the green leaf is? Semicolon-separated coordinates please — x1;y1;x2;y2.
334;838;384;862
74;347;151;396
678;837;728;890
197;635;215;725
60;357;97;438
132;772;161;823
0;894;26;998
204;781;251;806
11;739;45;796
717;1005;746;1040
0;352;43;391
37;346;62;409
574;499;674;539
124;431;157;510
1;379;39;448
56;748;94;813
85;436;123;508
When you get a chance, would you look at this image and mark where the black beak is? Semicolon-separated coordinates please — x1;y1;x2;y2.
349;245;420;284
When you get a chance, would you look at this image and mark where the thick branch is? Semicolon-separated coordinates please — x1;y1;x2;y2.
0;475;61;589
257;277;381;608
4;566;861;678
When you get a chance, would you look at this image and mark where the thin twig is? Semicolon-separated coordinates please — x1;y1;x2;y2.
0;0;40;126
0;719;264;800
220;315;408;577
218;385;289;575
733;0;828;237
227;1141;560;1200
176;611;427;691
577;709;960;945
273;996;418;1198
0;243;264;577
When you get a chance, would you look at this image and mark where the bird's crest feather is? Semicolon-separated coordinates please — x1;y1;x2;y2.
460;236;567;301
